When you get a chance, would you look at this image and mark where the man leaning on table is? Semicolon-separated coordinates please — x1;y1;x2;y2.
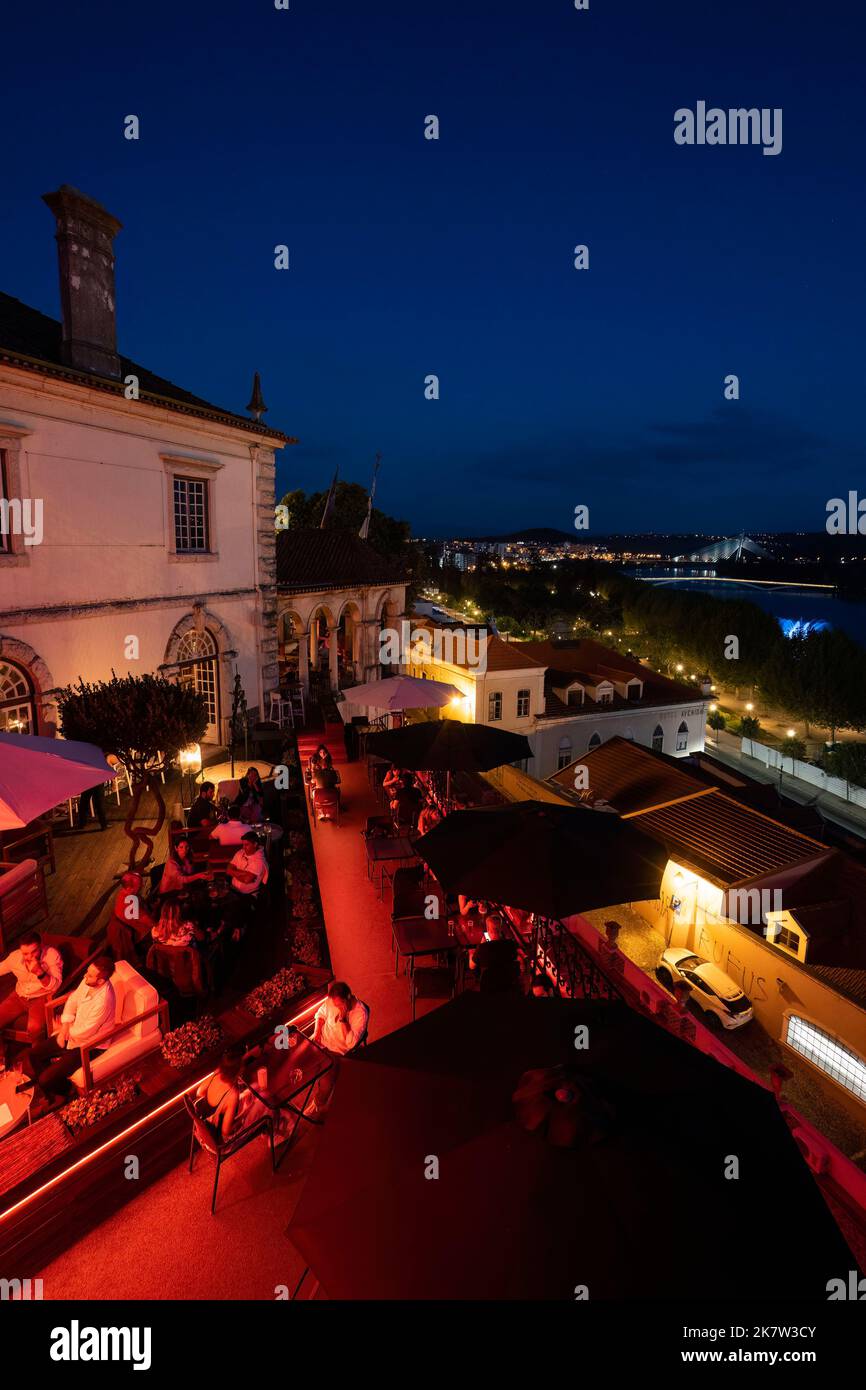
308;981;369;1115
0;930;64;1063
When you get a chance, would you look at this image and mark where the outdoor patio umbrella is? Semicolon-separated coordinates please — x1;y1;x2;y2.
287;994;855;1299
414;798;666;917
0;731;115;830
365;718;532;772
338;674;461;712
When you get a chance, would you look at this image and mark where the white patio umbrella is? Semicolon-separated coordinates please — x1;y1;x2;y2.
0;731;116;830
338;674;461;715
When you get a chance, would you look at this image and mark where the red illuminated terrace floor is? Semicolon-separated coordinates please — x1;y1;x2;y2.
34;728;427;1298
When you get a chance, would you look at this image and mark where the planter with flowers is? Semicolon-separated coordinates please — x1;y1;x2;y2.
61;1075;140;1135
241;967;307;1021
161;1015;224;1069
292;924;323;967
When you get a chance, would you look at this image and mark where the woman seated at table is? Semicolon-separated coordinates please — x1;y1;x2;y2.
307;745;330;776
107;871;156;961
194;1048;243;1140
159;836;210;896
416;802;441;836
233;767;267;824
153;901;204;948
382;766;406;797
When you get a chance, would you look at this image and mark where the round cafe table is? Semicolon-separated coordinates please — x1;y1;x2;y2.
0;1068;32;1139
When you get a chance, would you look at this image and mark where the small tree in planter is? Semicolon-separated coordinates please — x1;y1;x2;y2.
228;671;248;778
56;673;208;869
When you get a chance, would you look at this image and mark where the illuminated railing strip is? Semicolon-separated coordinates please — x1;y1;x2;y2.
0;998;321;1226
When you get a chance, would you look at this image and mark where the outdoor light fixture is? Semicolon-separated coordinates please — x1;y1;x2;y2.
676;663;683;672
786;729;796;739
746;702;754;712
179;743;202;808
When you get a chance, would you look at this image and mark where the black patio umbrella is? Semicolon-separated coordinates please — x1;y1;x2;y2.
414;798;667;918
287;994;857;1299
365;718;532;773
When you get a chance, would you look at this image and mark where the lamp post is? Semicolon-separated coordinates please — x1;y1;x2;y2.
179;743;202;810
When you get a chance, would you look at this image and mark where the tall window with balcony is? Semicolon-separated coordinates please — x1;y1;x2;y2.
488;691;503;722
516;688;530;718
173;476;210;553
177;630;220;742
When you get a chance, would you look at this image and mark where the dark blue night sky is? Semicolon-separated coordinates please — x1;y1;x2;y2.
1;0;863;536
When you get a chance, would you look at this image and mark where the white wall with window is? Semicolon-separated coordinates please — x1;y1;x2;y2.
0;374;284;738
786;1016;866;1102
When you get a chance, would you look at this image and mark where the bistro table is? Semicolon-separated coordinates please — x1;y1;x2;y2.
0;1068;32;1140
364;834;419;898
391;913;485;976
243;1029;334;1166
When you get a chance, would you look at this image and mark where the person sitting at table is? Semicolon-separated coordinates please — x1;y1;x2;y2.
416;802;441;836
308;982;369;1116
469;913;522;994
458;895;489;919
224;833;269;935
530;972;556;998
209;805;248;847
309;744;330;770
107;871;155;962
194;1048;243;1140
23;955;116;1107
382;766;405;797
0;930;64;1062
187;780;216;830
153;901;203;948
159;836;210;896
233;767;267;824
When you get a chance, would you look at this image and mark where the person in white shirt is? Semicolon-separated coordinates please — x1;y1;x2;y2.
0;931;64;1060
23;956;116;1103
308;982;369;1115
227;835;268;896
209;807;248;847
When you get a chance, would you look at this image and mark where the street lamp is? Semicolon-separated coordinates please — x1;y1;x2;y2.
179;743;201;809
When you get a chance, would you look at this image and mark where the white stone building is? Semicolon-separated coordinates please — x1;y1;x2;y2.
404;621;708;780
0;186;289;746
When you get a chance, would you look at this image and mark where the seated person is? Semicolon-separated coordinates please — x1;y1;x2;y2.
529;971;556;998
469;913;522;994
209;805;248;847
308;982;369;1115
416;803;441;836
159;837;210;896
233;767;267;824
108;871;156;961
0;930;64;1061
382;766;405;797
187;781;217;830
313;754;340;791
152;901;203;947
224;834;269;934
194;1048;243;1140
24;955;116;1105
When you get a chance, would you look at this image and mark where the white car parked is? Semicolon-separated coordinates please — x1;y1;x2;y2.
657;948;754;1030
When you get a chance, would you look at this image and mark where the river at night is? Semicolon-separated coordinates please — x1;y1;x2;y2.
626;569;866;648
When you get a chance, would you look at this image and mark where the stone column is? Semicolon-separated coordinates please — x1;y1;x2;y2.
298;629;310;701
328;626;340;691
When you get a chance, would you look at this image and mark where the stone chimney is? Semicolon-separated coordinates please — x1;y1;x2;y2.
42;185;123;379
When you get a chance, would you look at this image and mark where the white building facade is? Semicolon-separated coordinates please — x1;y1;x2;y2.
0;186;288;745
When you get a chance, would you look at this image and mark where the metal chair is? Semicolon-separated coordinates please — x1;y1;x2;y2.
184;1093;276;1214
312;788;341;826
410;964;455;1020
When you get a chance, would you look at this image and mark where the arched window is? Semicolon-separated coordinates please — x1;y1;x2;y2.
652;724;664;753
557;736;572;771
786;1016;866;1102
177;629;219;740
676;720;689;752
587;732;602;752
0;659;36;734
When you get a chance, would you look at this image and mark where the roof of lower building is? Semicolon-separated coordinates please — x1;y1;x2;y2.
276;527;411;594
549;735;713;815
517;639;703;718
0;291;291;443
